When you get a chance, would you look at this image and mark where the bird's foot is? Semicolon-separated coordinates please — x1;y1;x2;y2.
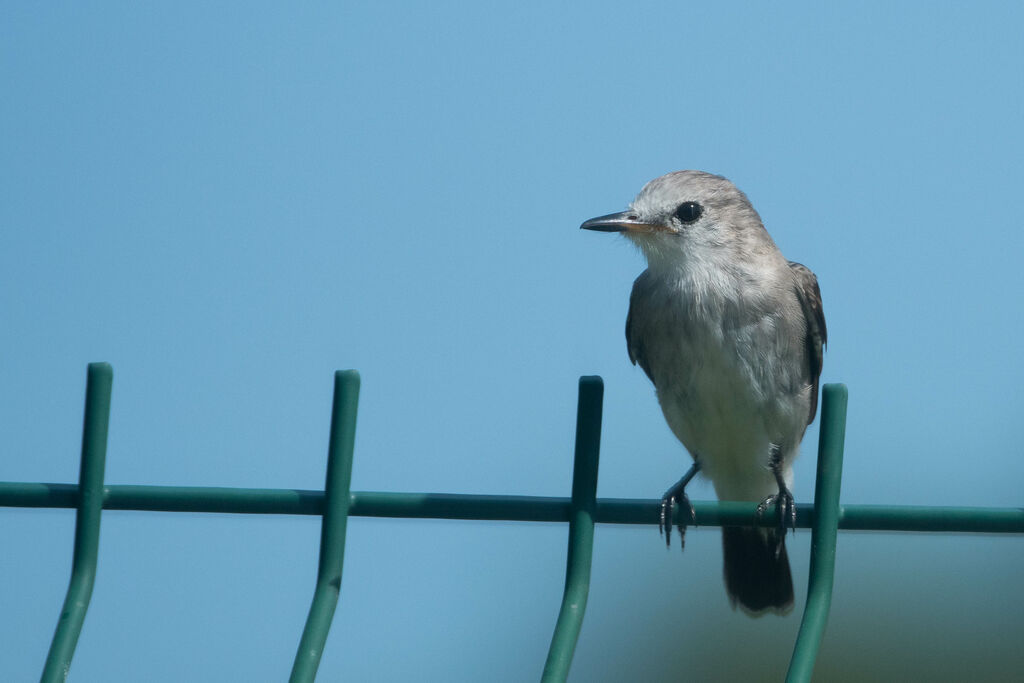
756;444;795;557
756;485;797;546
659;480;697;550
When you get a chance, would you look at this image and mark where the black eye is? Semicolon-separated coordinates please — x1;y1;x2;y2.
674;201;703;224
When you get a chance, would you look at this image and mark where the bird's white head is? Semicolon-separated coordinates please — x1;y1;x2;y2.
581;170;773;273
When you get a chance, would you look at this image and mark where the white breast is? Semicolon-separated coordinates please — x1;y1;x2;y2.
630;264;811;501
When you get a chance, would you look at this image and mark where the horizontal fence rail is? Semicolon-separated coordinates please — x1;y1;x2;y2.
3;484;1021;533
1;365;1021;682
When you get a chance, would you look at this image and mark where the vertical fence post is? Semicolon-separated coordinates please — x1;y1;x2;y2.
41;362;113;683
541;375;603;683
786;383;849;683
290;370;361;683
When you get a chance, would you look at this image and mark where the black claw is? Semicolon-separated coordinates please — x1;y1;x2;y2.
757;444;797;540
658;462;701;550
659;495;672;546
659;492;692;550
676;492;696;550
756;487;796;538
679;495;696;530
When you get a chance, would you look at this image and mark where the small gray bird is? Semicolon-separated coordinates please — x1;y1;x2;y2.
581;170;825;615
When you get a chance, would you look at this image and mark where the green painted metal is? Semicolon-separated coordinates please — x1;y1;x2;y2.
41;363;113;683
787;383;849;683
3;485;1023;533
837;505;1024;532
6;365;1022;680
350;491;571;521
290;370;361;683
542;376;603;683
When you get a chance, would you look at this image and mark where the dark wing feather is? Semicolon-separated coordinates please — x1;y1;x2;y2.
789;261;827;424
625;272;654;382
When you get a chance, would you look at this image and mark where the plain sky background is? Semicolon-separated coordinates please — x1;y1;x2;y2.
3;2;1023;681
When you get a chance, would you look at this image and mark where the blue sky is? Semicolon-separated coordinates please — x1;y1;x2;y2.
2;2;1023;681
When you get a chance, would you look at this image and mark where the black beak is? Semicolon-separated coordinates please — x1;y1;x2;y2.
580;211;659;233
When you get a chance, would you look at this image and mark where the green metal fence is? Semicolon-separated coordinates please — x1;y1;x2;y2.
2;363;1023;682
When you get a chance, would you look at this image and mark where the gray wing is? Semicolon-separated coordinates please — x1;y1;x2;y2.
625;271;655;382
789;261;827;424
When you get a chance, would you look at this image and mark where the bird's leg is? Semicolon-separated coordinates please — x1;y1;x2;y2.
660;461;700;550
756;445;796;553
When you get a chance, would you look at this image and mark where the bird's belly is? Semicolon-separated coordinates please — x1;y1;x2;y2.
650;335;805;501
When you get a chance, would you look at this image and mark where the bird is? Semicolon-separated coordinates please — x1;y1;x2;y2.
580;170;825;615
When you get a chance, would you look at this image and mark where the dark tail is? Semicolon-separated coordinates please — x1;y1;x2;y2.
721;526;794;616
